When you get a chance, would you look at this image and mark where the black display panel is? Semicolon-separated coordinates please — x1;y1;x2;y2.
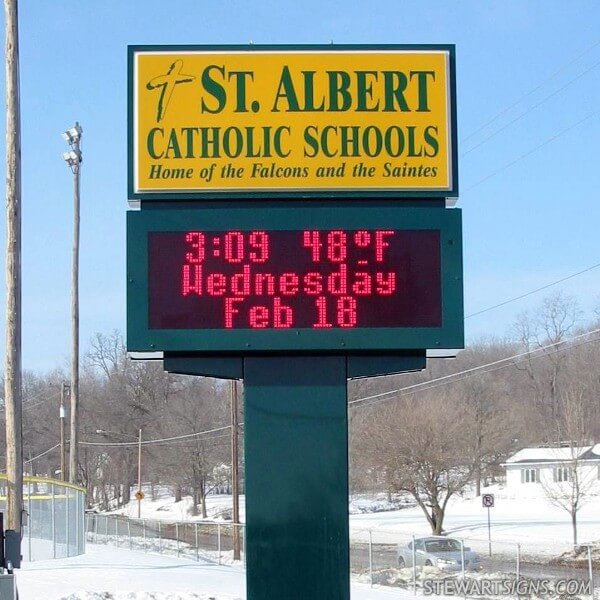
148;229;441;331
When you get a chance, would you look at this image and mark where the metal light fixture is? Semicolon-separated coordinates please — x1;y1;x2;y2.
63;123;83;172
62;149;82;168
62;123;83;144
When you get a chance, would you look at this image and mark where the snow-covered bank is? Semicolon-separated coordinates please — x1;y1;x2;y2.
108;485;600;558
58;594;236;600
17;545;244;600
350;485;600;558
16;544;423;600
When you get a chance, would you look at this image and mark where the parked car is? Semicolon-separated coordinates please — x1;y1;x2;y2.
396;536;481;572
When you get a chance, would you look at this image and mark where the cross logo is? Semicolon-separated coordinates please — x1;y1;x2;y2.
146;60;196;123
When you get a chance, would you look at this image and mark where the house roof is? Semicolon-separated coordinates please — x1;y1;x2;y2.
504;444;600;465
581;444;600;460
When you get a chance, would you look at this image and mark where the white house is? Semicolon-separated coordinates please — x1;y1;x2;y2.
503;444;600;498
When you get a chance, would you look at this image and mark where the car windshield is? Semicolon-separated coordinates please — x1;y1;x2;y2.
424;539;461;553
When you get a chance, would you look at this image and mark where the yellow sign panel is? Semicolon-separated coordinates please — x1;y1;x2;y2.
129;46;456;198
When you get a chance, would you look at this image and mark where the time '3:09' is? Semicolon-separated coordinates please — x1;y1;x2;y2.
185;231;270;264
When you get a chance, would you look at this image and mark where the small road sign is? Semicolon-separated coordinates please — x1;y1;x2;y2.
482;493;495;508
135;490;144;501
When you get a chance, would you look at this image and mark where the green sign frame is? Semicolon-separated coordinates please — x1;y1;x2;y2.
127;205;463;353
128;44;458;201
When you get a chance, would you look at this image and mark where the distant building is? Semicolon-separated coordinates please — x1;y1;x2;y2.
503;444;600;497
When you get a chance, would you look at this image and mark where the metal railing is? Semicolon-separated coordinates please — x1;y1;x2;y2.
86;512;599;598
0;475;86;561
86;513;245;566
351;527;598;599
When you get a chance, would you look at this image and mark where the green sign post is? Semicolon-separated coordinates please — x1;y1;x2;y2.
127;44;463;600
245;356;349;599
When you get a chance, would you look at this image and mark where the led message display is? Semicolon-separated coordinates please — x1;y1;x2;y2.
148;229;441;331
126;206;463;352
129;45;457;199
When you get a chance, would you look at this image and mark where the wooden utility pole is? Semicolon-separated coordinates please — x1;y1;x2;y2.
137;428;142;518
231;380;241;560
60;383;69;481
4;0;23;534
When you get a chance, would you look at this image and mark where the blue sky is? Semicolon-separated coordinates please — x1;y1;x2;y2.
1;0;599;371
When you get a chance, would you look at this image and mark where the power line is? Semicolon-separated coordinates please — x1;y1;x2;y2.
463;110;599;193
28;328;600;456
364;335;600;408
44;334;600;449
156;431;236;446
19;264;600;443
351;333;600;410
462;39;600;144
79;424;239;447
24;444;60;464
349;326;600;409
21;268;600;445
82;431;236;449
21;430;235;465
465;262;600;319
461;58;600;156
14;387;60;410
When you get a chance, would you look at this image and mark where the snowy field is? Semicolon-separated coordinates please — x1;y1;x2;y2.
15;483;600;600
16;543;425;600
108;484;600;558
350;485;600;558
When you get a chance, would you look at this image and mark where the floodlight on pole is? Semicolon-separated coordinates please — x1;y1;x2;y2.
62;149;81;168
62;123;82;144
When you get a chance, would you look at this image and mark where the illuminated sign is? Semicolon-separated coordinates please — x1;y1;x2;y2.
128;45;457;200
127;206;463;352
148;229;441;330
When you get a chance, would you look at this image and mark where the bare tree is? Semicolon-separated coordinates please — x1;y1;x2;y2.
540;380;599;547
155;376;229;517
359;392;476;534
512;292;581;425
82;332;174;507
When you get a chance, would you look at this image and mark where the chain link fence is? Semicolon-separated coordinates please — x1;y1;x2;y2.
86;514;245;567
350;527;598;599
0;475;86;561
85;512;599;598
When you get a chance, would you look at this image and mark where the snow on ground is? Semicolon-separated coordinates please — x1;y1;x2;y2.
350;484;600;558
349;493;414;515
18;483;600;599
108;488;411;522
109;488;245;523
17;544;244;600
108;484;600;560
16;543;426;600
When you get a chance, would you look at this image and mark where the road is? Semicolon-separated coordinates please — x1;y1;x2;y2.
349;542;591;581
90;516;591;583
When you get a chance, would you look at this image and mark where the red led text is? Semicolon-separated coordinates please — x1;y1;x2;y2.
147;228;442;331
